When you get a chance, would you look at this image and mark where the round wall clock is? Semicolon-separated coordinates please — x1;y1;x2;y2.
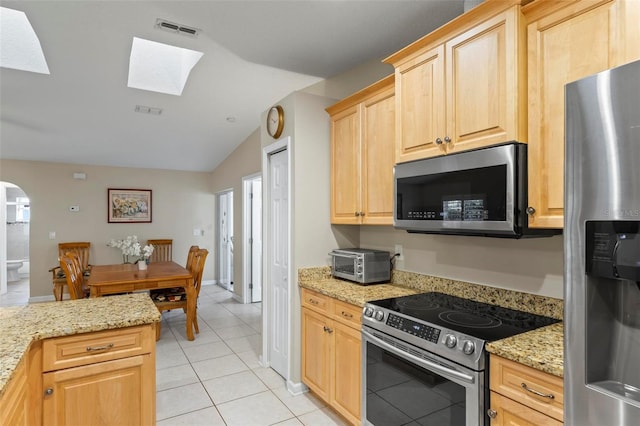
267;105;284;139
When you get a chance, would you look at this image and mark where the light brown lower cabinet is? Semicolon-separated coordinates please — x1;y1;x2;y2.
489;355;563;426
301;288;361;425
0;357;29;426
0;324;156;426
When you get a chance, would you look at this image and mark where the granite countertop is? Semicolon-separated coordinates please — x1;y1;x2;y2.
298;267;564;377
300;278;420;307
0;293;160;398
486;322;564;377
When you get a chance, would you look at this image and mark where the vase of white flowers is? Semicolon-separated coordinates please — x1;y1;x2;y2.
138;244;154;270
107;236;153;266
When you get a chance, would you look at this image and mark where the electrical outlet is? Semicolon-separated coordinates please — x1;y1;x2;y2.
395;244;404;260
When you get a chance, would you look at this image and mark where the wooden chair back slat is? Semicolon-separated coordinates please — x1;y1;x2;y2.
147;239;173;262
59;254;84;300
185;245;199;272
57;242;91;272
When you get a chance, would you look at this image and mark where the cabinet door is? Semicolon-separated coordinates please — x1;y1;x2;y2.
330;105;361;224
395;45;445;163
526;0;640;228
446;7;525;153
331;322;362;425
490;392;562;426
42;354;155;426
301;307;331;401
361;86;395;225
0;359;28;426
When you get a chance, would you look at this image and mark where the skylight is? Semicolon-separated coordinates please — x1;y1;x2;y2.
127;37;203;96
0;7;50;74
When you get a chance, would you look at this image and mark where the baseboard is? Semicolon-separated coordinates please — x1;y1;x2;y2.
201;279;215;286
30;294;56;303
287;380;308;396
232;292;242;303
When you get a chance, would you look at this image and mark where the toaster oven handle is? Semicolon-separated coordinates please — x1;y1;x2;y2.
362;329;475;385
328;252;359;259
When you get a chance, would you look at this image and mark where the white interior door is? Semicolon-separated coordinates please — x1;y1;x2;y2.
251;178;262;303
268;149;289;377
217;190;233;291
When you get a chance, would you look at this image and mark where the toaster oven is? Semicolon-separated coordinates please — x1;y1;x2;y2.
329;248;390;284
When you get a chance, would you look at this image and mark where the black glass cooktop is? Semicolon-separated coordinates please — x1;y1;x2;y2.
368;292;560;342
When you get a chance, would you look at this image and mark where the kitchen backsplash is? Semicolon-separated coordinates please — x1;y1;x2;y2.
299;266;563;320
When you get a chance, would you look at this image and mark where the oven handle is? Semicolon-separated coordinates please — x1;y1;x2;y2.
328;252;359;259
362;329;475;385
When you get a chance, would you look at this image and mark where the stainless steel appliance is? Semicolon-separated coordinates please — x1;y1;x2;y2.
329;248;390;284
565;59;640;425
362;292;559;425
394;142;560;238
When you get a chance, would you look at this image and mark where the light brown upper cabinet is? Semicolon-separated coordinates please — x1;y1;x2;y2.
385;0;527;164
523;0;640;229
327;76;395;225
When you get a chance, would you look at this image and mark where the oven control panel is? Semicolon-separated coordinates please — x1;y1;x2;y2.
386;313;441;344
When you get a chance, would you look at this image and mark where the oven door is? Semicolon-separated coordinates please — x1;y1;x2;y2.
362;326;485;426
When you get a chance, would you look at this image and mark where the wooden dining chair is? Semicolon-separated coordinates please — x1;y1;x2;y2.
150;248;208;339
185;245;199;272
58;252;89;300
49;242;91;301
147;239;173;262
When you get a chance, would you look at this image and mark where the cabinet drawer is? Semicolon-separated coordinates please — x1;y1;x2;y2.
301;288;329;313
42;325;154;372
490;355;563;422
332;299;362;329
490;391;562;426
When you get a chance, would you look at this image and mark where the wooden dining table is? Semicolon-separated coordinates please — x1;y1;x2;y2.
86;261;196;340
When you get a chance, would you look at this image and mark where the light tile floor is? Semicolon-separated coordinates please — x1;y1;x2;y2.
0;280;348;425
156;284;348;426
0;277;29;306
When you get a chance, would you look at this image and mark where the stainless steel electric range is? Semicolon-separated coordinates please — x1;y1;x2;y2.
361;292;559;426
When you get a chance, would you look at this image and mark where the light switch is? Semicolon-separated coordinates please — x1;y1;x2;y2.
49;231;56;239
69;205;80;212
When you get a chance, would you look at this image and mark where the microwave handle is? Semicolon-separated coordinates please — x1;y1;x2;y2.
328;252;359;259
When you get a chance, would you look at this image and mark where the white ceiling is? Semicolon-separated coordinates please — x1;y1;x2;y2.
0;0;465;172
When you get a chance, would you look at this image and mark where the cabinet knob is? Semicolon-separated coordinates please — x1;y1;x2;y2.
360;211;365;217
487;409;497;419
45;387;54;396
526;206;536;215
435;138;443;145
444;136;451;143
354;212;360;217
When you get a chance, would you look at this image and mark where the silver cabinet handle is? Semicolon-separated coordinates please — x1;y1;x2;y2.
435;138;443;145
521;382;555;400
308;299;319;305
323;326;333;333
354;212;361;216
44;387;54;396
487;409;497;419
444;136;451;143
341;311;353;318
526;206;536;215
86;343;114;352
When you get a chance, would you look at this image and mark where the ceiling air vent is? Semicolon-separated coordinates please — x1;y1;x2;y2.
155;19;199;37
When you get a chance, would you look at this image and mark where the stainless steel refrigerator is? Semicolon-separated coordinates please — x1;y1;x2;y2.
565;59;640;425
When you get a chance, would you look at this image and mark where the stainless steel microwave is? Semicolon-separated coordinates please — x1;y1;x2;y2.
394;142;560;238
329;248;390;284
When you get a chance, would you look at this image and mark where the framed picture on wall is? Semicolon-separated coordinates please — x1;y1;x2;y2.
108;188;152;223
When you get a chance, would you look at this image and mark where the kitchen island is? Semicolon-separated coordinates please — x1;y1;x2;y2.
0;293;160;425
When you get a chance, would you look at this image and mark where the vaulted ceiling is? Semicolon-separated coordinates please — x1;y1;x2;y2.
0;1;465;172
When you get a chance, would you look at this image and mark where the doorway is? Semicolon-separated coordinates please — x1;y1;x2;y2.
0;182;30;305
216;190;234;291
262;138;291;380
243;174;262;304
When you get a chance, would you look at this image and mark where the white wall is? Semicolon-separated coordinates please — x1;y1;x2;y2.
0;159;215;299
